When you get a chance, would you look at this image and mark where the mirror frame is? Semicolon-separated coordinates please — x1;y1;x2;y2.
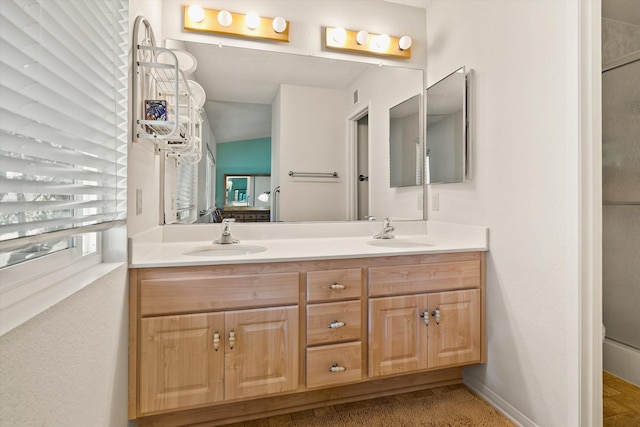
425;66;470;185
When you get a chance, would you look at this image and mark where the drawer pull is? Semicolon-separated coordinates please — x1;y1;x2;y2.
431;307;441;324
420;311;429;326
328;282;346;290
328;320;346;329
229;330;235;349
213;330;220;351
329;363;347;372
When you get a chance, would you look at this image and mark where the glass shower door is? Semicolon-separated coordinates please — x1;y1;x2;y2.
602;55;640;351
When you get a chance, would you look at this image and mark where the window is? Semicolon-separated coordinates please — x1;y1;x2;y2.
0;0;128;329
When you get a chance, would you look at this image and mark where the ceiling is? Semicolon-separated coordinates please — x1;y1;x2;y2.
184;42;372;144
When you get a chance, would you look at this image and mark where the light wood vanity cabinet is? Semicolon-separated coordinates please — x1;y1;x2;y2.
305;268;364;389
129;252;485;426
368;261;483;377
132;270;299;416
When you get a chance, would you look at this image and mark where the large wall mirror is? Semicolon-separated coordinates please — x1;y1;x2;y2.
425;66;469;184
164;41;425;224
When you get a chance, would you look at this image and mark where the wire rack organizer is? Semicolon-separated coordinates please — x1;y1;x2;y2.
132;16;202;164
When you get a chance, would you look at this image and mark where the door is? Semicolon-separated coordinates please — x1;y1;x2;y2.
139;312;224;414
225;306;298;400
368;294;429;377
356;114;369;220
428;289;481;368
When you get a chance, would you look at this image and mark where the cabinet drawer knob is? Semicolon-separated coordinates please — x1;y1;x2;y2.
328;282;346;290
329;363;347;372
213;330;220;351
328;320;346;329
431;308;440;324
229;329;235;349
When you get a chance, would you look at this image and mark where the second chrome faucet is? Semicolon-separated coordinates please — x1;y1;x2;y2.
373;218;395;239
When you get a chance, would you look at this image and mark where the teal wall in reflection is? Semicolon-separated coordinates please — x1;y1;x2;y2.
216;137;271;208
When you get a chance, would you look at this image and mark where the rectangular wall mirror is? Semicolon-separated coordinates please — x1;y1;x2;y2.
425;66;469;184
224;174;271;208
389;94;422;188
162;42;425;224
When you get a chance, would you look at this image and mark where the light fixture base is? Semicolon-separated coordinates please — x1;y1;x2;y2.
324;27;410;59
184;7;289;43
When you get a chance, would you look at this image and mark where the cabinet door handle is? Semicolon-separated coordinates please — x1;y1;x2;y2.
229;330;235;349
431;308;440;324
328;282;346;290
329;363;347;372
213;330;220;351
328;320;346;329
420;311;429;326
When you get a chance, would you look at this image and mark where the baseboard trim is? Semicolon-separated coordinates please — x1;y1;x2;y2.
603;338;640;387
463;376;538;427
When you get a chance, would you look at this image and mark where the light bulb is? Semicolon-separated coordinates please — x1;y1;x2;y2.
272;16;287;33
217;10;232;27
376;33;390;49
356;30;369;45
187;4;205;23
399;35;412;50
245;12;260;30
331;27;346;43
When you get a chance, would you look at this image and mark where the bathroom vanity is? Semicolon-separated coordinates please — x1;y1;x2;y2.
128;221;487;426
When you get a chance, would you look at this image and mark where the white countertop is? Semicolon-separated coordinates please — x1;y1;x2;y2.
129;220;488;268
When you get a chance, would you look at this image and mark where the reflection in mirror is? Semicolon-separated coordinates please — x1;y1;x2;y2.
224;174;271;208
166;41;424;224
426;66;468;184
390;94;422;188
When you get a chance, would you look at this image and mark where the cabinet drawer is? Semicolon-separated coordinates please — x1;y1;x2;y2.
307;301;361;346
306;342;362;388
307;268;362;302
368;261;480;297
140;272;299;316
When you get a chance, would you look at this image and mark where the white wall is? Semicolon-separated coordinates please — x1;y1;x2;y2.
0;265;131;427
159;0;426;68
425;1;583;425
277;85;348;221
128;1;164;236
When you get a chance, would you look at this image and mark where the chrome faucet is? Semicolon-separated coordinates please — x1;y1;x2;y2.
214;218;239;244
373;218;395;239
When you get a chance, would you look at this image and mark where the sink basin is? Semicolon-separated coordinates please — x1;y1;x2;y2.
367;239;433;249
184;245;267;257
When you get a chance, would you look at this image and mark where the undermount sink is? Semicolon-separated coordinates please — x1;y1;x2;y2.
184;244;267;257
367;239;433;249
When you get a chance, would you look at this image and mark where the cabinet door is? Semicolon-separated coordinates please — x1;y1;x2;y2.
139;312;224;414
428;289;481;368
225;306;299;400
368;294;429;377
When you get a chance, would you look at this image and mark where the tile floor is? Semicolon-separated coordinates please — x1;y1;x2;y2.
603;371;640;426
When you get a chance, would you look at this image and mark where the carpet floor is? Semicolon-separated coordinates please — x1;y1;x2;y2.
225;384;515;427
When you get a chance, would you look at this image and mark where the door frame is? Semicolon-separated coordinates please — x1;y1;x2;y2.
347;104;371;221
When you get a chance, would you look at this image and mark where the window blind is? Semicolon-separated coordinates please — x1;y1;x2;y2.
176;159;197;223
0;0;128;261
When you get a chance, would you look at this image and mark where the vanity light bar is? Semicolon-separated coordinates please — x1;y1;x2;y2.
324;27;411;59
183;6;289;43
